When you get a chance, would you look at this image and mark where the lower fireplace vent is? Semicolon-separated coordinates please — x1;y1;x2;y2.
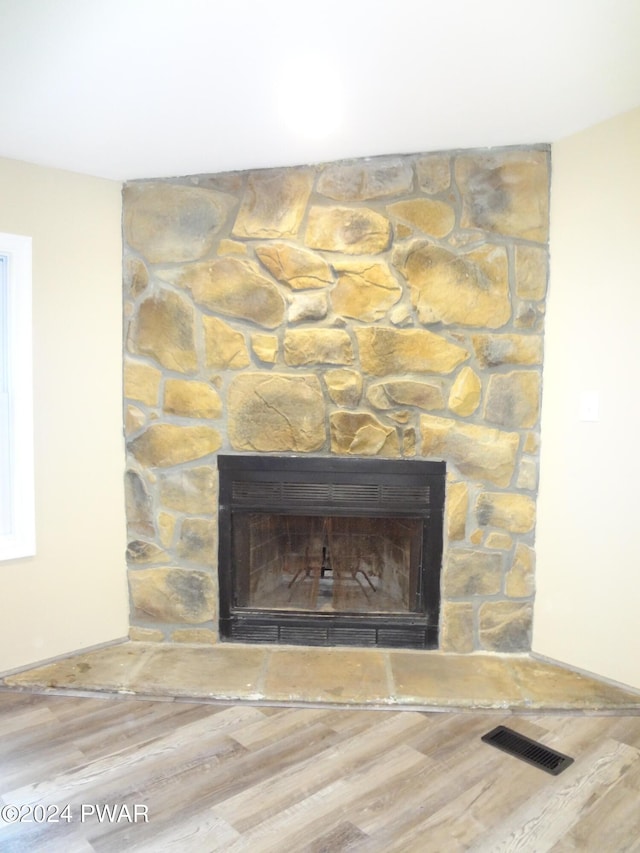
481;726;574;775
230;623;279;644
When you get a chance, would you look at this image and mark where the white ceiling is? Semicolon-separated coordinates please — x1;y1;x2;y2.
1;0;639;182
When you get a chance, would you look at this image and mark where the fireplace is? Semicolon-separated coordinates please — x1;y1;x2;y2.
124;145;547;654
218;455;445;649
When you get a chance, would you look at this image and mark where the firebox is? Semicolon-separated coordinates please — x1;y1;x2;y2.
217;455;445;649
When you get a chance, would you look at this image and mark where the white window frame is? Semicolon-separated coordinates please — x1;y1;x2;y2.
0;232;35;560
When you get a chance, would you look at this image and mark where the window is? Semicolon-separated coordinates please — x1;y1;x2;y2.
0;232;35;560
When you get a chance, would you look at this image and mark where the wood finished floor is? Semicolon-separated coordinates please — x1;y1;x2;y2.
1;690;640;852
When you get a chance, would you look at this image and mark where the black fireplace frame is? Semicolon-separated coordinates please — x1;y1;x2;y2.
217;454;445;649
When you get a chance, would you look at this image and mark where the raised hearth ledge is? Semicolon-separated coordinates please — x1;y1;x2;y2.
2;642;640;712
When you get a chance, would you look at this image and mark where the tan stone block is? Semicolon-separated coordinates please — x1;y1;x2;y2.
448;367;481;416
402;427;416;456
158;512;176;548
388;199;455;238
218;239;248;256
446;481;468;541
123;182;232;263
357;327;468;376
389;652;532;705
485;532;513;550
125;404;146;435
367;379;444;411
124;360;162;406
126;540;169;564
440;601;474;653
470;529;484;545
456;149;550;242
416;154;451;194
202;315;250;370
284;329;354;366
330;412;400;456
446;231;486;249
420;415;519;487
129;626;164;642
506;543;536;597
195;172;244;194
444;549;503;597
255;243;333;290
515;301;544;330
403;242;510;328
119;644;268;699
125;470;154;538
159;258;285;329
524;432;540;454
305;205;391;254
389;411;411;424
324;369;362;407
517;457;538;491
484;370;541;429
516;244;548;300
124;256;149;298
264;647;388;703
251;333;278;363
177;518;215;565
159;467;216;514
232;168;314;238
129;423;221;468
130;289;197;373
129;567;216;624
478;601;533;652
316;157;413;200
477;492;536;533
171;628;217;644
389;303;412;326
288;292;328;323
331;260;402;321
228;373;325;452
164;379;223;419
472;334;543;367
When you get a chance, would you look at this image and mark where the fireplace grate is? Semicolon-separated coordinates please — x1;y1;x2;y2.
481;725;574;775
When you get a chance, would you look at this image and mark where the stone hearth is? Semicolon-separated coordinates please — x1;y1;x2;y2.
5;643;640;712
123;146;549;653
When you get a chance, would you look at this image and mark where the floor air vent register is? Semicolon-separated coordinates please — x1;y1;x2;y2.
482;726;574;775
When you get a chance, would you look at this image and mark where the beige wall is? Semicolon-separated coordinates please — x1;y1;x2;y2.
534;107;640;689
0;157;129;672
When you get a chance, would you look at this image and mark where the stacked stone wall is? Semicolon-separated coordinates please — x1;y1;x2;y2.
123;146;549;652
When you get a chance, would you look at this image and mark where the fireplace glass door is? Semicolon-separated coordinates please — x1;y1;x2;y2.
218;454;445;649
233;513;423;615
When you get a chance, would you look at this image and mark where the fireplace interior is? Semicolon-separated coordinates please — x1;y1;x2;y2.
218;455;445;649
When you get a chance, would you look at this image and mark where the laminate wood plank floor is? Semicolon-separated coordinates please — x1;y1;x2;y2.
1;689;640;852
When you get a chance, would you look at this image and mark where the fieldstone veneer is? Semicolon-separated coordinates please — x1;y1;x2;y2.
123;146;550;653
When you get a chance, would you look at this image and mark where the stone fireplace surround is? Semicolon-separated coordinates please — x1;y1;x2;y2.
123;145;548;655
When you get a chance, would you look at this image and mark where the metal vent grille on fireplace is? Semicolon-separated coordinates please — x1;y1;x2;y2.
231;480;431;510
